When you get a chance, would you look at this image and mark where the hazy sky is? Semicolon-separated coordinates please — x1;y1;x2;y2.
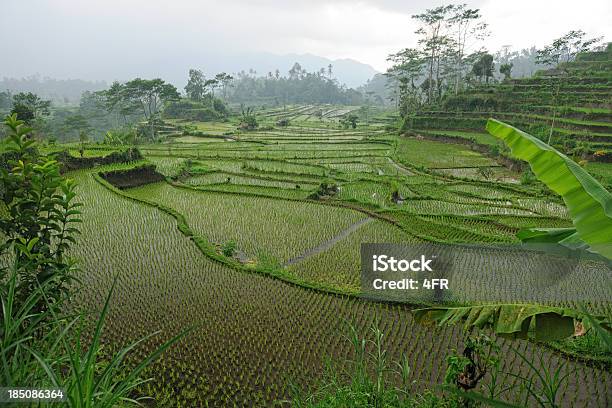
2;0;610;81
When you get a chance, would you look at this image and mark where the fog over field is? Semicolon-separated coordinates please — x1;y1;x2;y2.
1;0;610;87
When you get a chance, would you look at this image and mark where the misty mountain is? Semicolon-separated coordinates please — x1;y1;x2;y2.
132;52;379;90
222;53;379;88
0;52;379;105
0;76;108;106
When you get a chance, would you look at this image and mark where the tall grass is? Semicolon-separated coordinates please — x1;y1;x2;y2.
1;264;191;407
288;321;444;408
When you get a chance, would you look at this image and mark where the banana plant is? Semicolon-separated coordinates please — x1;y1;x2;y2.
414;304;609;341
486;118;612;260
413;119;612;339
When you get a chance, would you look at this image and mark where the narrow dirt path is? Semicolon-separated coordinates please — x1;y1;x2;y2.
283;217;374;266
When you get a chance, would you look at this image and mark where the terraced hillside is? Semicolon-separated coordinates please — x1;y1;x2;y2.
257;104;360;123
403;45;612;189
60;114;612;406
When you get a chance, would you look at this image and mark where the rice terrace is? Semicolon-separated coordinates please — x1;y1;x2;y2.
1;2;611;407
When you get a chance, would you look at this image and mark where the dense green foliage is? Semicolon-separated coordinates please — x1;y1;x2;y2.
227;63;364;106
0;115;80;305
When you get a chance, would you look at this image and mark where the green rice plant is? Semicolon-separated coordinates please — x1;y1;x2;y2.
441;342;577;408
399;199;537;217
128;182;366;263
395;137;495;169
0;115;190;407
243;160;328;177
36;276;192;408
193;182;312;199
287;219;415;291
287;321;420;407
185;172;317;190
336;181;393;208
145;156;187;177
32;114;611;406
324;162;377;174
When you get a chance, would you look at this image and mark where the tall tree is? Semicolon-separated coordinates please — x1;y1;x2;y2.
289;62;304;80
471;53;494;83
63;114;92;140
204;78;219;100
122;78;179;139
99;81;140;126
10;104;35;125
412;5;454;103
447;4;488;94
0;91;12;111
12;92;51;118
214;73;233;100
536;30;602;66
386;48;425;114
226;66;362;106
499;63;513;80
185;69;206;101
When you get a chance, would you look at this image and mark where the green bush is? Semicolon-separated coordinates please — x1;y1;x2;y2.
222;240;237;257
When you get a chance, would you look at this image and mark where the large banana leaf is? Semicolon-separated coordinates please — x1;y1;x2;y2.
413;304;608;341
486;119;612;259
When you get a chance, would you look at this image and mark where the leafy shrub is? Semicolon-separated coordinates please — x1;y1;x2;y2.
213;98;229;115
444;334;499;392
308;180;339;199
239;106;259;130
520;169;536;185
340;114;358;129
222;240;237;257
0;114;81;311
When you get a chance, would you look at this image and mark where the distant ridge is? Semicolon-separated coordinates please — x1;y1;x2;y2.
207;52;379;89
0;52;379;100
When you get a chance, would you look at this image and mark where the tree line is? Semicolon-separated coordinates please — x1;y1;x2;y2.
384;3;604;116
224;63;364;106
